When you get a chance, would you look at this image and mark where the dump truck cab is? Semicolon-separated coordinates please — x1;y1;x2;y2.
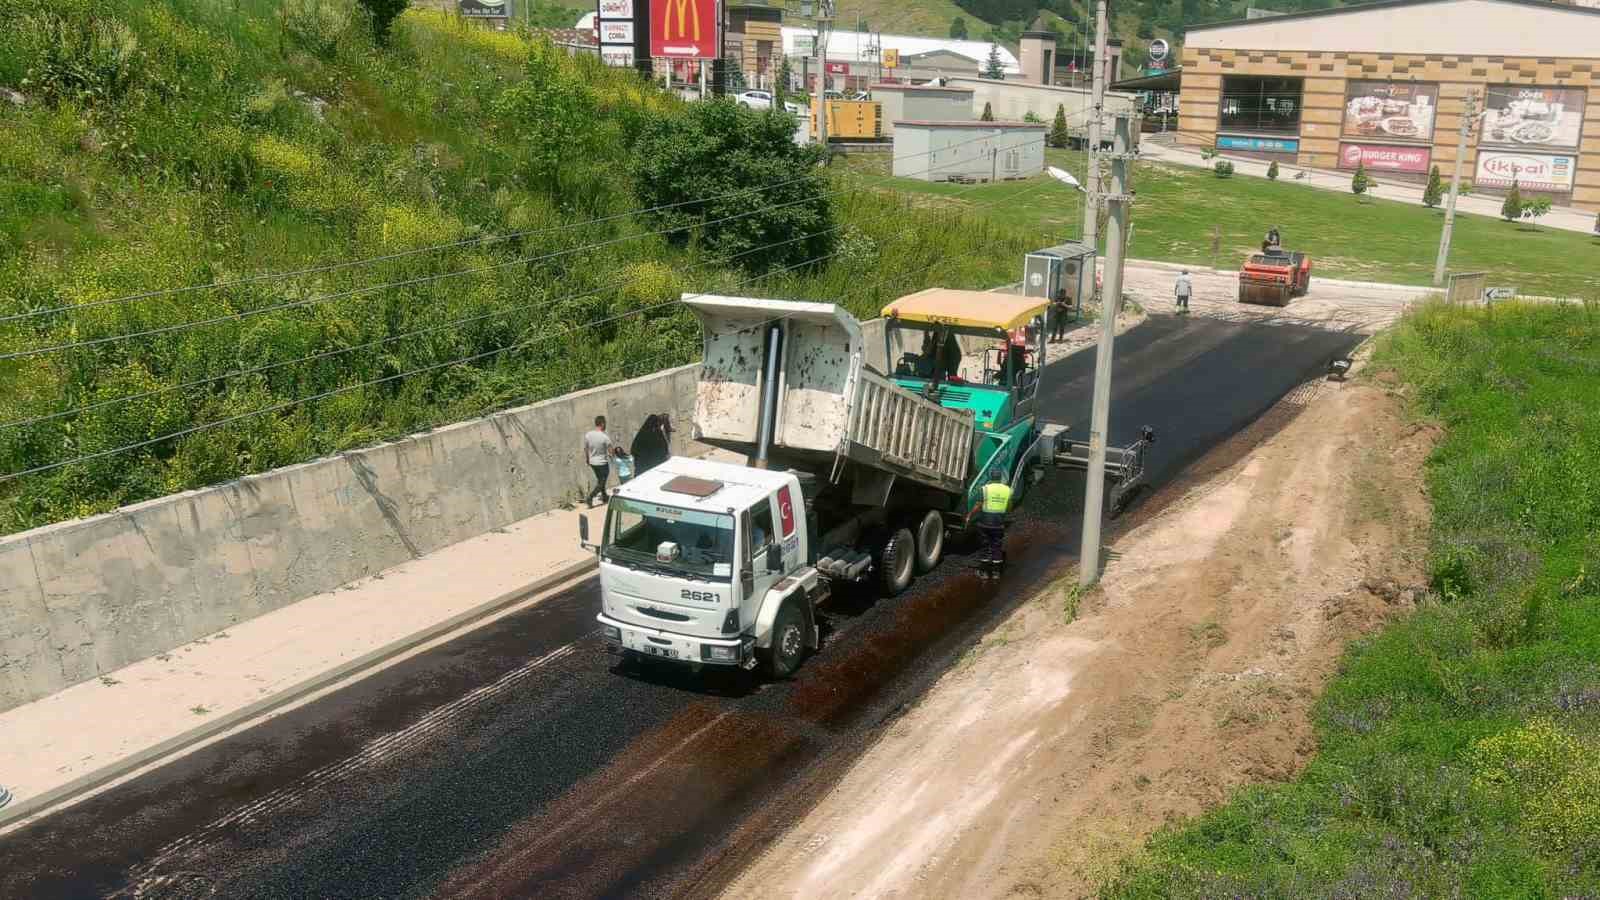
590;457;817;669
881;289;1051;526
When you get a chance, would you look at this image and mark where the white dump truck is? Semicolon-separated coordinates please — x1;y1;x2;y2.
581;292;1150;677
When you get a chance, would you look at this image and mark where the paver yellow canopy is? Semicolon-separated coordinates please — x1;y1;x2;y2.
881;288;1049;333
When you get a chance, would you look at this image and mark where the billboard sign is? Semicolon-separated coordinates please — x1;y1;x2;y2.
1475;150;1577;192
1342;81;1437;143
1482;86;1586;152
599;20;634;43
825;62;850;75
651;0;720;60
459;0;511;17
1338;142;1432;174
601;45;636;67
1216;134;1298;153
794;34;815;55
882;48;899;69
1148;38;1170;64
598;0;634;14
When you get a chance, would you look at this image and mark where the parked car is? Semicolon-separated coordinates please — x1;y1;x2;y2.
737;90;774;110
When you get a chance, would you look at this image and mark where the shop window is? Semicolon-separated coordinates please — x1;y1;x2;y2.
1218;76;1304;135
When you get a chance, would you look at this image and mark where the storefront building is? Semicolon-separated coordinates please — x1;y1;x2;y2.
1177;0;1600;210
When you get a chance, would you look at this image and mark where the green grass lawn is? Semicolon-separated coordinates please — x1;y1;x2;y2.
1104;300;1600;898
845;149;1600;299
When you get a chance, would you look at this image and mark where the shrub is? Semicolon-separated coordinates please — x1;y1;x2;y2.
631;99;834;274
1423;165;1444;208
1199;145;1217;161
357;0;410;46
1266;160;1279;180
1501;178;1523;221
1351;160;1370;195
1022;110;1043;124
1213;160;1233;178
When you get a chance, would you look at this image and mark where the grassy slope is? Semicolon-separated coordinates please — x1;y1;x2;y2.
846;149;1600;299
1105;301;1600;898
0;0;1045;532
831;0;993;39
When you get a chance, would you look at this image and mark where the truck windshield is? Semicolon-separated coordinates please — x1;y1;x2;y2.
603;499;735;582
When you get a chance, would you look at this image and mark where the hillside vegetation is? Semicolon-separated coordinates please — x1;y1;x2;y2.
0;0;1041;533
1107;301;1600;898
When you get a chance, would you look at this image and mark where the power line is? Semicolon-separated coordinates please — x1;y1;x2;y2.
1;147;1061;482
1;134;1049;362
0;128;1045;327
3;141;1048;430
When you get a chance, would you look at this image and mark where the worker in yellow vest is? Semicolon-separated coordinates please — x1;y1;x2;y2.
979;467;1012;579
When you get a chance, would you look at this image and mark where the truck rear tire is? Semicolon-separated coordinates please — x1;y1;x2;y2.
877;527;916;597
761;600;807;679
913;511;945;574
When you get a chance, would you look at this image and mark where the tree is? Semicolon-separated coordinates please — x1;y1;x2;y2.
1501;178;1523;222
1136;23;1155;39
980;101;995;122
950;16;969;39
983;43;1006;80
1423;165;1444;208
1267;160;1279;180
1351;161;1370;195
631;101;833;273
1049;103;1070;148
357;0;409;46
1594;210;1600;237
1520;195;1553;226
775;56;791;108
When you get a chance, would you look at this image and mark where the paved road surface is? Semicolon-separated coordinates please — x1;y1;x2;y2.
0;315;1361;900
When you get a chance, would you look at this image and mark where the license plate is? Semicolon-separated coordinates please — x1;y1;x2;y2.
642;645;678;659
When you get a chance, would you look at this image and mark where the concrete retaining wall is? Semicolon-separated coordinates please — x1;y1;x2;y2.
0;364;701;713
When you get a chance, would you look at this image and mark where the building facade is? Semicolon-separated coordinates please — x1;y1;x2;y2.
873;84;975;136
1177;0;1600;210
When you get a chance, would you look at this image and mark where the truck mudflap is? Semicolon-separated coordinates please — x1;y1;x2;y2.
597;613;756;668
1042;423;1157;514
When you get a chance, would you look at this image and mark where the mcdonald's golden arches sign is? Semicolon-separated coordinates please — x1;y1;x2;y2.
650;0;721;60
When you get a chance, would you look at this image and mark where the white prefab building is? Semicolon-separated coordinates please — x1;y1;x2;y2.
871;84;975;136
892;121;1048;182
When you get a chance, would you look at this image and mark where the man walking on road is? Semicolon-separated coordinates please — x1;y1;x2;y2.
978;467;1012;579
1174;269;1193;314
583;415;616;508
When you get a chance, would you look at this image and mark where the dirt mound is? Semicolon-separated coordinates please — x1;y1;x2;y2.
720;370;1434;899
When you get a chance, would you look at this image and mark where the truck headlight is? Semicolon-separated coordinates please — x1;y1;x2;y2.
702;644;738;662
603;624;621;643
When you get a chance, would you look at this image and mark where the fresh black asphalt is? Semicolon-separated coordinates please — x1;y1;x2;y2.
0;314;1362;900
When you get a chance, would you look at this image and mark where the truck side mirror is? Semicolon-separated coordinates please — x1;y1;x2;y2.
766;543;783;572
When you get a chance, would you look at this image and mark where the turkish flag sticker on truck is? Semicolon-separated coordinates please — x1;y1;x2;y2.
778;485;796;538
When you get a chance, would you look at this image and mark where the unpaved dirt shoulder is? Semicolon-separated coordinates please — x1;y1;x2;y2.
720;361;1436;900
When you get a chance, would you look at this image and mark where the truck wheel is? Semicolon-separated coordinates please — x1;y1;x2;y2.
913;510;945;573
877;527;916;596
1299;274;1312;297
762;600;807;679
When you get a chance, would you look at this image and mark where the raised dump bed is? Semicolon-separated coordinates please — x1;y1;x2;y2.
684;295;974;496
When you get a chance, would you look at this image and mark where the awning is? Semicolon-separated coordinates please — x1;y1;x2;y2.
882;289;1048;332
1112;68;1182;93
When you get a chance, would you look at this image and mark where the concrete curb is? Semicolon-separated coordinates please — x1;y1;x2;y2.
0;556;598;831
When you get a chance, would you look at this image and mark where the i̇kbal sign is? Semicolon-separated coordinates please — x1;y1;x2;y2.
1475;150;1576;192
651;0;720;60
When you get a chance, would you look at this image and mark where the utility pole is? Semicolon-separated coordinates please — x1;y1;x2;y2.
1433;88;1478;286
1080;113;1135;588
1081;0;1109;255
814;1;833;148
